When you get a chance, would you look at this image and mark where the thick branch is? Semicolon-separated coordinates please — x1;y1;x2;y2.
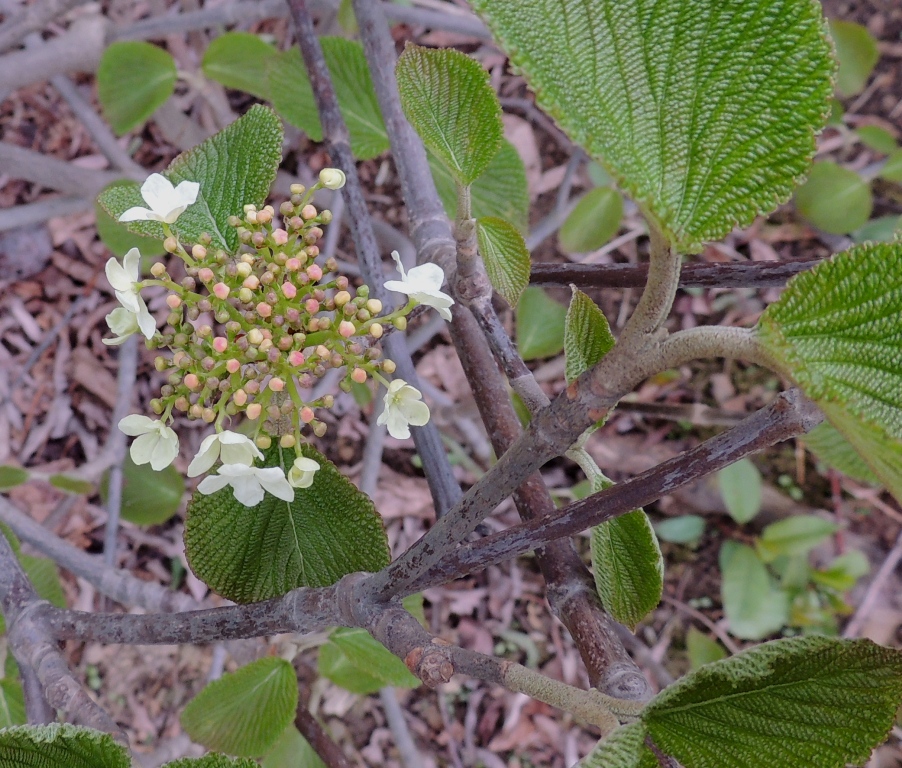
0;141;122;197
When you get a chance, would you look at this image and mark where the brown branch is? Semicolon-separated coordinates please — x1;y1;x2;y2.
286;0;461;517
294;704;353;768
530;259;822;290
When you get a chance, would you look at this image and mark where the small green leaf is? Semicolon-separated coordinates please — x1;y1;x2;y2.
262;726;326;768
185;444;389;602
643;636;902;768
100;452;184;526
794;161;873;235
0;679;26;728
0;724;131;767
716;459;762;524
685;627;727;671
430;139;529;233
559;188;623;254
564;287;616;384
181;657;298;757
20;555;66;608
757;242;902;503
202;32;276;100
318;628;420;694
476;216;530;307
804;421;880;485
881;149;902;183
851;215;902;244
829;19;880;98
472;0;835;253
516;287;566;361
757;515;838;563
811;549;870;591
591;510;663;630
47;474;95;495
268;41;389;160
397;45;502;186
402;592;427;628
654;515;705;545
580;722;657;768
95;185;167;258
0;466;28;491
164;757;258;768
720;542;788;639
97;42;177;135
857;125;898;155
98;105;283;251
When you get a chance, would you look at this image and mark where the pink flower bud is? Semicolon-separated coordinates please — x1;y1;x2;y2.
351;368;367;384
226;359;241;374
305;299;320;316
282;282;297;299
285;257;301;272
233;389;247;406
166;294;182;309
243;275;260;290
301;205;317;220
257;302;272;318
246;403;262;420
316;345;330;359
306;264;323;281
269;377;285;392
212;337;228;353
213;282;230;300
198;267;215;283
272;228;289;245
289;351;305;367
184;373;200;390
248;329;264;345
192;244;207;260
339;320;355;338
300;407;315;423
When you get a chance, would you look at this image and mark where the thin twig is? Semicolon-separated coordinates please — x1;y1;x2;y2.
379;688;424;768
0;196;92;231
294;701;354;768
843;527;902;639
0;141;122;197
0;0;90;53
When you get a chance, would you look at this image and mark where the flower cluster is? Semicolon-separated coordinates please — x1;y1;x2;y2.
106;170;453;505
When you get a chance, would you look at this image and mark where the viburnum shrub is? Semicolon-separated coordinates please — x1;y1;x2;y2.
2;1;902;767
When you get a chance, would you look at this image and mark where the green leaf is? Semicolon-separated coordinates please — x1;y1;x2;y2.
268;41;389;160
516;287;566;361
100;452;185;526
851;215;902;244
185;443;389;603
804;421;880;485
685;626;727;671
716;459;762;524
720;542;788;639
181;657;298;757
654;515;705;545
47;474;95;495
472;0;834;253
757;515;838;563
829;19;880;98
20;555;66;608
580;723;658;768
430;139;529;234
0;724;131;767
559;188;623;254
202;32;276;100
811;549;869;591
0;465;28;491
0;679;26;728
396;44;502;186
591;510;663;630
98;105;283;251
97;41;177;135
757;242;902;503
318;627;420;694
857;125;898;155
643;636;902;768
881;149;902;183
564;287;616;384
262;726;327;768
476;216;530;307
165;754;258;767
95;185;167;259
794;160;873;235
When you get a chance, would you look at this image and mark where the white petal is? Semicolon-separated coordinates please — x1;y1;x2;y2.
135;298;157;340
390;250;407;279
140;174;177;214
406;263;445;291
256;467;295;502
118;206;157;223
149;429;179;470
173;180;200;207
106;307;139;337
129;432;159;465
231;475;265;506
118;414;156;436
122;248;142;282
102;334;130;347
384;411;412;440
384;279;413;297
105;258;132;292
400;398;430;427
197;474;231;495
187;434;220;477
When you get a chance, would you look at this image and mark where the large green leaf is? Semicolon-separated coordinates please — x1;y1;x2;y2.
181;657;298;757
642;636;902;768
185;444;389;602
165;755;258;767
716;458;762;524
471;0;834;253
756;515;838;563
396;44;502;186
516;287;567;361
804;421;880;485
318;627;420;694
591;510;663;630
202;32;276;100
476;216;531;307
559;187;624;254
794;161;873;235
564;287;616;384
97;42;177;135
580;723;658;768
97;105;283;251
828;20;880;98
757;242;902;502
0;679;26;728
262;726;327;768
719;542;788;640
100;452;185;526
0;724;131;767
268;40;389;160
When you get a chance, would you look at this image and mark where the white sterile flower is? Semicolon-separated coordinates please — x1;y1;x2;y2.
288;456;320;489
319;168;346;190
197;464;294;507
187;430;264;478
377;379;430;440
119;173;200;224
102;307;140;346
384;251;454;321
118;415;179;471
105;248;156;339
